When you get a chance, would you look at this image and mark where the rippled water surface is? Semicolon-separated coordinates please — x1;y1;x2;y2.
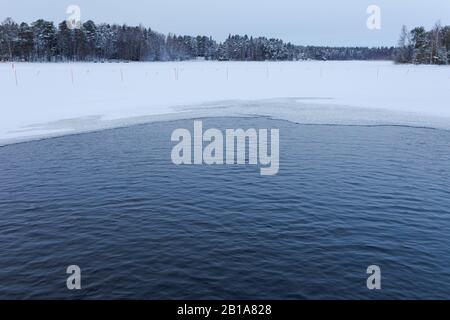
1;117;450;299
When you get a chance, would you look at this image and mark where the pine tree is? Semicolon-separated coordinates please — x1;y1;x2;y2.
32;19;57;61
83;20;97;60
18;22;33;61
57;21;73;60
411;26;429;64
0;18;19;60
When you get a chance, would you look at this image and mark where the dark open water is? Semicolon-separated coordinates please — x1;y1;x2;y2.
0;117;450;299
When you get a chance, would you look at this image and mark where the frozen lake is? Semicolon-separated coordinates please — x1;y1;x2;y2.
1;61;450;145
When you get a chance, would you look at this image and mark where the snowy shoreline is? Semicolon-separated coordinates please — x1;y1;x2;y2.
1;61;450;146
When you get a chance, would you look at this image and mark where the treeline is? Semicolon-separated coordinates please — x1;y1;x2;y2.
0;18;394;62
395;23;450;64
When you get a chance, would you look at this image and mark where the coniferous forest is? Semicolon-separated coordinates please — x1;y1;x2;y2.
395;23;450;64
0;18;395;62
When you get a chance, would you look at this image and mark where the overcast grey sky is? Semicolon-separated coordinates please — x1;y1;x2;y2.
2;0;450;46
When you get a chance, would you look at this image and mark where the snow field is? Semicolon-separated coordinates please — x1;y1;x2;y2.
1;60;450;145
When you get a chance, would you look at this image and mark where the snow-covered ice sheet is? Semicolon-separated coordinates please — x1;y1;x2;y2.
1;60;450;146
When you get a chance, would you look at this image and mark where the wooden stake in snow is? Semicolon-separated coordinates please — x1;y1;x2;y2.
14;69;18;86
71;69;74;84
120;68;124;82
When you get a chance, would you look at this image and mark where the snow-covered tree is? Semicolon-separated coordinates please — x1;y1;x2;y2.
31;19;57;61
395;25;413;63
0;18;19;60
411;26;430;64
